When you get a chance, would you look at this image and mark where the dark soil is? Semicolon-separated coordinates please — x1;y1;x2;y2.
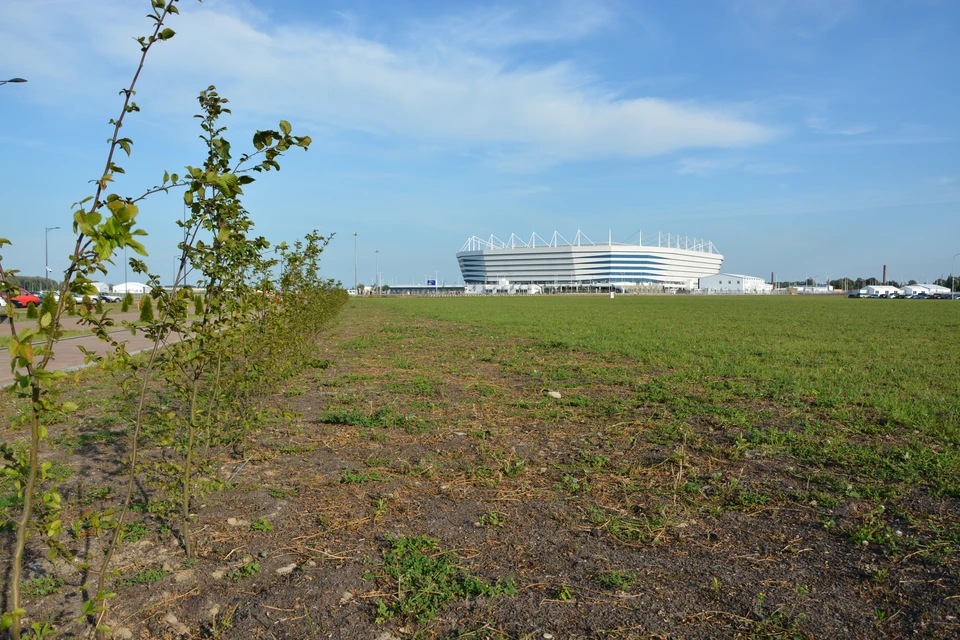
2;302;958;639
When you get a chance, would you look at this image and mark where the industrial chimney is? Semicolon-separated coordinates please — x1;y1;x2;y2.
882;265;887;285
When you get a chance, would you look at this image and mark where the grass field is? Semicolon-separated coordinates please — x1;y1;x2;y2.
4;294;958;638
373;294;960;440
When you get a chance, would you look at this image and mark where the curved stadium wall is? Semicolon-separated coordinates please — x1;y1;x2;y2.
456;232;724;289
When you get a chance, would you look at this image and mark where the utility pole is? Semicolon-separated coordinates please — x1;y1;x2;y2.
353;232;358;292
375;249;380;295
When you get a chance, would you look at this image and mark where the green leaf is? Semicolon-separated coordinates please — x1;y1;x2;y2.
40;312;52;328
279;120;292;135
158;28;176;40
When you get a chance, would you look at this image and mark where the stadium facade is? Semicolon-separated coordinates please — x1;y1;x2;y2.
457;231;724;291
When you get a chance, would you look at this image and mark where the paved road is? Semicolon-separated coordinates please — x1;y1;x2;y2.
1;312;181;388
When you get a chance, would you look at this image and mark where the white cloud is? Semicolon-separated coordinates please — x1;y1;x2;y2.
936;176;955;185
0;0;776;170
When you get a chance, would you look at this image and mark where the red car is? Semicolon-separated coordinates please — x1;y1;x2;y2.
2;287;41;308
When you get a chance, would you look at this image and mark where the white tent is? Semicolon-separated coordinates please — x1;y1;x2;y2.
112;282;149;294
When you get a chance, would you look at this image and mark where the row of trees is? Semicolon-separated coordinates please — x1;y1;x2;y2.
0;3;346;638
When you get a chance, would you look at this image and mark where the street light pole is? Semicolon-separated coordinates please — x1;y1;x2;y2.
353;232;358;293
45;226;60;286
952;252;960;295
0;78;27;86
375;249;380;295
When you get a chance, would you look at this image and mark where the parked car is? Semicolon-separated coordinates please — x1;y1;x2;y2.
2;287;41;308
99;292;123;303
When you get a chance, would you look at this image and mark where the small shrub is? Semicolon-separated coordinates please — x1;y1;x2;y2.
139;296;154;322
25;302;38;319
95;298;104;313
121;292;133;312
38;293;56;322
194;293;203;315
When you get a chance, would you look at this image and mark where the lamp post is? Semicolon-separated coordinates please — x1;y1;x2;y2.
353;232;358;293
375;249;380;295
952;252;960;295
45;226;60;286
435;270;439;295
0;78;27;86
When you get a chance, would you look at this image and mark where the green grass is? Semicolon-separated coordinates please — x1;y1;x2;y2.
360;296;960;495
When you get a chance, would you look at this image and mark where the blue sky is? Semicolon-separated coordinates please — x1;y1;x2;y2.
1;0;958;287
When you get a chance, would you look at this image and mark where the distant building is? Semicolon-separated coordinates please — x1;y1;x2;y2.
698;273;772;294
89;282;111;293
113;282;149;294
864;285;902;297
457;230;723;291
901;284;949;296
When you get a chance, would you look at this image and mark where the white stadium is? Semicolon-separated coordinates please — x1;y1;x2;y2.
456;231;724;292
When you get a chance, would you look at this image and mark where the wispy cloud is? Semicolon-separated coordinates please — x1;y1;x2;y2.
733;0;857;39
743;162;799;175
807;116;875;136
935;176;955;185
418;0;617;48
677;158;725;176
0;0;776;171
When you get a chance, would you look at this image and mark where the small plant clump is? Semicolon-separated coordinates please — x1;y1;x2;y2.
370;535;516;624
20;577;65;599
227;561;260;582
595;569;637;591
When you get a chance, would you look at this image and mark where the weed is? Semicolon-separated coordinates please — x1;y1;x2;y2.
341;469;386;484
21;577;65;599
268;487;299;499
500;459;526;477
594;570;636;591
227;561;260;582
556;585;575;601
120;522;149;543
251;517;273;532
115;567;171;590
557;474;590;494
477;512;506;528
370;535;516;623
